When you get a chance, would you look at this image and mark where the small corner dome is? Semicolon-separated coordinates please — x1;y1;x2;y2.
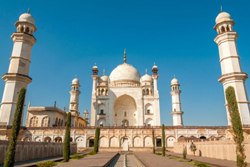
100;75;109;82
109;63;141;83
215;12;232;24
152;64;158;69
171;78;179;85
72;78;79;85
19;13;35;24
141;74;152;82
92;65;98;69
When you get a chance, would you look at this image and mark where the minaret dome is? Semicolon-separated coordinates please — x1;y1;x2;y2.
92;65;98;75
171;78;179;85
16;12;36;35
19;13;35;24
72;78;79;85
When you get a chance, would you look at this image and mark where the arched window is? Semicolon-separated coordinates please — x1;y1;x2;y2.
226;25;230;32
221;26;225;33
30;116;38;127
55;118;58;126
145;103;153;115
41;116;49;127
143;89;145;95
101;109;105;115
25;27;30;33
54;137;62;143
20;26;24;33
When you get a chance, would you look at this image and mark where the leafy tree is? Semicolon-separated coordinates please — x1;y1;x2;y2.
152;129;155;154
183;146;187;159
162;124;166;156
190;142;197;156
93;127;100;153
63;112;71;162
4;88;26;167
226;86;247;167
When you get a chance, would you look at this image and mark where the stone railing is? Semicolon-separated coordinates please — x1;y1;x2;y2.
0;140;77;164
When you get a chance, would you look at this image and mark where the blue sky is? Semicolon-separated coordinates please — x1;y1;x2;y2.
0;0;250;126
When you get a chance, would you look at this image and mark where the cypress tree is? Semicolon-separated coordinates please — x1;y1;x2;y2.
152;129;155;154
226;86;247;167
63;112;71;162
162;124;166;156
4;88;26;167
93;127;100;153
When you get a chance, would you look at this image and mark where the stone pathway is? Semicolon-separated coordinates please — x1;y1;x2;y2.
57;152;117;167
135;152;193;167
108;153;144;167
126;154;144;167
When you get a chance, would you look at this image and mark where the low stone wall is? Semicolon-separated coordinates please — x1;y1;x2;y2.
171;141;250;162
99;147;152;152
0;140;77;164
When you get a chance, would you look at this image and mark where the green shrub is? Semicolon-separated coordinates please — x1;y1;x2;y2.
37;161;56;167
194;161;210;167
4;88;26;167
70;154;86;159
88;151;97;155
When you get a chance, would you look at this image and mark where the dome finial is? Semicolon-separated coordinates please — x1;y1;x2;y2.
27;8;31;14
123;48;127;63
145;68;148;74
219;0;223;12
102;69;105;76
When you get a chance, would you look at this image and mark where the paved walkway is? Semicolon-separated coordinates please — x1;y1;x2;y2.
168;152;250;167
135;152;193;167
57;152;117;167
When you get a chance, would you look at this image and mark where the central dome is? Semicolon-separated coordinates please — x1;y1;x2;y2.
109;63;141;83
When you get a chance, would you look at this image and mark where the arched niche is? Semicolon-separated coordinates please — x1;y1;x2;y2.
113;95;137;126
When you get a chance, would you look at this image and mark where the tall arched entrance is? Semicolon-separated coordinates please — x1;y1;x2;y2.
114;95;137;126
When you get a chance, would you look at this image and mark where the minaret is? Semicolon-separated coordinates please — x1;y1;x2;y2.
152;63;159;92
0;12;36;126
152;63;161;125
171;77;184;126
69;78;80;127
90;65;98;126
214;11;250;125
69;78;80;115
